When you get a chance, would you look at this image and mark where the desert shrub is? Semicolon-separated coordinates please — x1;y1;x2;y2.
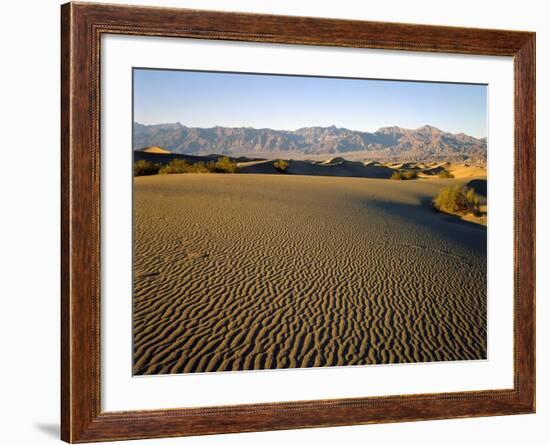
189;161;209;173
143;157;238;175
438;169;454;178
390;171;401;180
391;170;418;180
206;156;238;173
433;185;480;215
274;159;289;173
158;159;192;174
134;160;160;176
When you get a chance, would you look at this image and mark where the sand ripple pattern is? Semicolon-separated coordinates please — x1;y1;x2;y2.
133;174;487;375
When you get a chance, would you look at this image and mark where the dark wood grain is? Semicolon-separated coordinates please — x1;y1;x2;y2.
61;2;536;442
60;4;71;440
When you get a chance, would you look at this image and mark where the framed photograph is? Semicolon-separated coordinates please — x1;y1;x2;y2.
61;2;535;442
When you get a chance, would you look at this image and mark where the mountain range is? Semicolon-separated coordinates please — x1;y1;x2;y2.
133;122;487;162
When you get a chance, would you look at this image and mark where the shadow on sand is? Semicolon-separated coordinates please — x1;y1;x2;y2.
466;179;487;197
368;196;486;256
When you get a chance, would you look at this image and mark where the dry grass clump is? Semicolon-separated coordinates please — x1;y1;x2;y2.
433;185;480;215
158;159;197;174
206;156;239;173
142;157;239;175
134;160;161;176
438;170;455;179
274;159;289;173
391;170;418;180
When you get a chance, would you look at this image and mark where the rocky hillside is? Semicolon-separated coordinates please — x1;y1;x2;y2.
133;122;487;161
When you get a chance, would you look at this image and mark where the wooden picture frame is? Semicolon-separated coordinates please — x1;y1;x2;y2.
61;2;535;442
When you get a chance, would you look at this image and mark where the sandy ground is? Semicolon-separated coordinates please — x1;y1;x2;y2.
133;174;487;375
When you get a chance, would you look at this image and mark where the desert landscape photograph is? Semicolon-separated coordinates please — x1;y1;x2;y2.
132;69;487;375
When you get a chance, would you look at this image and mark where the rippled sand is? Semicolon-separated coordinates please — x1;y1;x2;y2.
133;174;487;375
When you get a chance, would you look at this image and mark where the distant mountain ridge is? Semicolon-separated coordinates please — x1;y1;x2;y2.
133;122;487;162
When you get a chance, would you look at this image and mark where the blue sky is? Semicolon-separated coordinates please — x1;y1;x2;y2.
133;69;487;138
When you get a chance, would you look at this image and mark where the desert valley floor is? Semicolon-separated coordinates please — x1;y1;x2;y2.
133;174;487;375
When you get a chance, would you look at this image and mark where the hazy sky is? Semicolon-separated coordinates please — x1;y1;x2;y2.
133;68;487;138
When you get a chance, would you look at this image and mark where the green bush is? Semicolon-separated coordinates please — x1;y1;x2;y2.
391;170;418;180
206;156;238;173
390;171;400;180
134;160;160;176
140;157;238;175
190;162;209;173
274;159;289;173
158;159;192;174
438;169;454;178
433;185;480;215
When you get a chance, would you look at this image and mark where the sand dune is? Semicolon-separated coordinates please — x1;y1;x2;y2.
321;157;346;165
407;162;487;179
238;158;394;178
446;163;487;178
396;162;423;170
133;174;487;375
135;150;486;182
134;150;262;166
141;146;171;154
134;151;213;165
